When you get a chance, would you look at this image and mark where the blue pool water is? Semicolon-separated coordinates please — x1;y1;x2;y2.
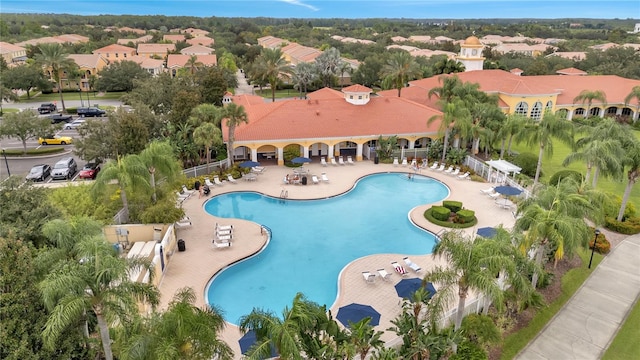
204;173;449;324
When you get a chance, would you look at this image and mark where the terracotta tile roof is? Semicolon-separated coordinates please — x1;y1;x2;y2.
306;87;345;100
386;44;420;52
589;42;619;51
226;94;443;142
163;34;186;43
231;94;267;107
117;35;153;45
0;42;26;54
118;27;146;35
119;55;164;69
16;37;64;47
137;43;176;54
342;84;372;93
55;34;89;43
410;49;456;59
547;52;587;61
391;36;408;42
556;67;587;76
184;28;210;36
93;44;136;54
180;45;214;55
166;54;217;68
67;54;106;69
528;75;640;105
408;35;432;43
186;37;214;46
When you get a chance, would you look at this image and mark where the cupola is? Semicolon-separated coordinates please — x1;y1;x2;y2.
341;84;372;105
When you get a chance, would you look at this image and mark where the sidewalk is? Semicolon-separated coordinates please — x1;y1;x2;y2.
516;234;640;359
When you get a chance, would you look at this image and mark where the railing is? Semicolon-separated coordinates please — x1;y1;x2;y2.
464;156;531;198
181;159;228;178
112;207;128;225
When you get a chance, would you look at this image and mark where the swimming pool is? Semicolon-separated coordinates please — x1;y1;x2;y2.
204;173;449;324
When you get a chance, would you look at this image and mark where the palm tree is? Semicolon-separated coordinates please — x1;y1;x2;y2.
428;99;471;163
380;51;421;97
347;318;384;360
624;85;640;123
252;48;292;102
618;136;640;221
223;103;248;167
427;75;463;104
516;110;574;189
498;114;527;159
92;155;150;224
35;43;76;112
422;230;518;330
573;89;607;119
139;141;181;203
39;236;159;360
433;57;466;75
184;55;204;75
193;122;222;173
114;287;233;360
291;62;317;99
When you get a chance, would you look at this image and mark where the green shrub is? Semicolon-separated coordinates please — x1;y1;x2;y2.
457;209;476;224
443;200;463;213
604;196;636;220
461;314;501;350
548;170;583;186
449;339;488;360
604;217;640;235
589;236;611;254
431;206;451;221
424;208;478;229
511;152;539;178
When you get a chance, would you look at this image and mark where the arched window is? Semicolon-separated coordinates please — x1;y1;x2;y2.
556;108;568;119
622;108;633;117
589;107;601;117
605;107;617;116
574;108;585;116
531;101;543;120
515;101;528;116
546;100;553;111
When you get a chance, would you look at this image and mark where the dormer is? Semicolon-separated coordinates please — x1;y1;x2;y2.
341;84;372;105
222;91;233;105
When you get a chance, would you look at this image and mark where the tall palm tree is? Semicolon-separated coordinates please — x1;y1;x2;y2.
573;89;607;119
428;99;470;163
516;110;574;189
291;62;317;99
618;136;640;221
139;141;181;203
35;43;76;112
114;287;233;360
193;122;222;173
252;48;292;102
380;51;421;97
184;55;204;75
39;236;159;360
624;85;640;123
92;155;150;224
498;114;527;159
433;57;466;75
223;103;248;166
427;75;463;104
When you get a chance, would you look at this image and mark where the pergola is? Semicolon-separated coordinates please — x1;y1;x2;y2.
486;159;522;183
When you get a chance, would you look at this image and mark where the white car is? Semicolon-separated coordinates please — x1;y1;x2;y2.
65;119;86;130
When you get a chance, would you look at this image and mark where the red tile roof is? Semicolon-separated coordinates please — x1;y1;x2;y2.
93;44;136;54
556;67;587;76
166;54;217;68
342;84;372;93
186;37;214;46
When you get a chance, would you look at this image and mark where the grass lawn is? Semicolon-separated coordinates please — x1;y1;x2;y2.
602;298;640;360
509;134;640;211
254;88;303;99
20;91;126;102
0;108;19;114
500;248;604;359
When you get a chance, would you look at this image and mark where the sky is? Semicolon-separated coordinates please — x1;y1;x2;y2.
1;0;638;19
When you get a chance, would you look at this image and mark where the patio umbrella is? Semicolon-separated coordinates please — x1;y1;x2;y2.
336;303;381;328
395;278;437;301
238;160;261;168
477;227;497;238
291;157;312;164
238;330;277;356
494;185;523;196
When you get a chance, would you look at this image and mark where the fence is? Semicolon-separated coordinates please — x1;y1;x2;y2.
464;156;531;199
181;159;227;178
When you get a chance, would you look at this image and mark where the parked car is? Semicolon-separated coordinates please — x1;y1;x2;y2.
64;119;86;130
25;164;52;182
51;157;77;180
38;103;57;114
78;161;101;180
38;135;73;145
49;114;73;124
77;107;106;117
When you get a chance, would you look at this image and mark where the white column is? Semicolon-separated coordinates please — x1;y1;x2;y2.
303;146;309;158
328;144;335;159
356;143;363;161
277;147;284;166
251;148;258;162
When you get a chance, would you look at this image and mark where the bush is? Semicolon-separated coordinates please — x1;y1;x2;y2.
511;152;539;178
548;170;583;186
449;339;488;360
457;209;476;223
589;236;611;254
424;208;478;229
461;314;501;350
431;206;451;221
443;200;462;213
604;216;640;235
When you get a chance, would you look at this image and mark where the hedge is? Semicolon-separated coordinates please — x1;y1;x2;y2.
443;200;462;213
431;206;451;221
457;209;476;224
604;217;640;235
424;208;478;229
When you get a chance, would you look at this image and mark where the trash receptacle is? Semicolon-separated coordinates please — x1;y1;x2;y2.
301;176;307;185
194;180;201;190
177;239;186;252
374;156;379;164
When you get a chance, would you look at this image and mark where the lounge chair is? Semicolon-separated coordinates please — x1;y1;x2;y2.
205;178;215;187
227;174;238;184
176;191;190;201
449;168;460;176
362;271;376;283
338;156;345;165
429;161;439;170
403;257;422;273
393;157;399;167
311;175;319;184
347;156;355;165
321;172;329;182
489;192;501;199
321;157;327;167
392;262;408;276
444;166;454;174
401;158;408;167
212;240;231;249
410;159;417;168
331;157;338;166
216;234;232;242
181;185;195;194
213;176;224;186
216;223;233;232
457;172;470;180
435;164;445;171
216;228;232;237
175;218;192;229
480;187;495;195
377;268;391;281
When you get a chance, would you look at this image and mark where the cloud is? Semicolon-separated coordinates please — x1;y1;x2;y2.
280;0;319;12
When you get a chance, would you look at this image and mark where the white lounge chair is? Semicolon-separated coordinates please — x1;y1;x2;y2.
429;161;439;170
175;218;192;229
392;262;409;276
321;157;327;167
449;168;460;176
410;159;417;168
216;223;233;232
251;166;266;174
401;158;408;167
212;240;231;249
181;185;195;194
216;228;232;237
435;164;445;171
403;257;422;273
444;166;454;174
311;175;319;184
176;191;190;200
457;172;470;180
331;157;338;166
205;178;215;187
393;157;399;167
377;268;391;281
321;172;329;182
480;187;495;195
213;176;224;186
489;192;502;199
216;234;232;242
347;156;355;165
227;174;238;184
338;156;345;165
362;271;376;283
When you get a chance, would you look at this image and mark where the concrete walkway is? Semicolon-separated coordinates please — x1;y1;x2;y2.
516;234;640;359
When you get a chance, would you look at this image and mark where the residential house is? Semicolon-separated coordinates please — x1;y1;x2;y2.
166;54;217;76
92;44;137;60
546;51;587;61
16;34;89;47
137;43;176;59
186;36;214;47
118;55;165;76
555;67;587;76
180;45;214;55
52;54;108;91
0;42;27;65
117;35;153;46
163;34;186;43
493;43;555;57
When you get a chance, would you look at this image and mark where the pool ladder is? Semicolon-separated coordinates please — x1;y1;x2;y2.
279;189;288;199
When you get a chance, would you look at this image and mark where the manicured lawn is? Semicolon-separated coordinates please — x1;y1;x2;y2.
602;298;640;360
500;248;604;359
21;91;126;102
254;88;304;99
510;133;640;211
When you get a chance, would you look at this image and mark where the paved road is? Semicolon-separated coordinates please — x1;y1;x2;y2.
516;235;640;359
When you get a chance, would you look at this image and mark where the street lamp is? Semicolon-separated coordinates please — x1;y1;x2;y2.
78;88;84;107
588;228;601;269
2;148;10;177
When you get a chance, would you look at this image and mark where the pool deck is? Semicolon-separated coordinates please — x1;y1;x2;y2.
157;162;516;358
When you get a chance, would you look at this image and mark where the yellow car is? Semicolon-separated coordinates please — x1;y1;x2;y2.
38;135;73;145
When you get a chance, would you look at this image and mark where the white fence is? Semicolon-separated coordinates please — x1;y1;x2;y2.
464;156;531;198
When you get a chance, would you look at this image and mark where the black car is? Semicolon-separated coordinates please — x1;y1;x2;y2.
26;164;52;182
38;103;57;114
49;114;73;124
77;107;106;117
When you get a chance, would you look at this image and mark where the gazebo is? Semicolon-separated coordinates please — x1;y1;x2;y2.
486;159;522;183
